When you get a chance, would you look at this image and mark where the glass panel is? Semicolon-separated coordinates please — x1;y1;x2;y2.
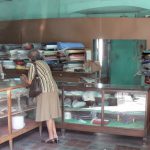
63;89;102;126
104;91;146;129
0;91;7;118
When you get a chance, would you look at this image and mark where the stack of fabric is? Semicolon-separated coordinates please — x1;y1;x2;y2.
43;50;58;64
43;43;64;71
3;60;16;69
57;42;85;72
66;49;85;61
63;62;83;72
5;44;29;69
0;51;9;60
9;50;29;60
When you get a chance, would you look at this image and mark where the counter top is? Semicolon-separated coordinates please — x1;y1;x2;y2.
0;78;25;92
60;82;149;91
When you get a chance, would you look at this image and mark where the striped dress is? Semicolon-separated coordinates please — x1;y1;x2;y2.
28;60;61;121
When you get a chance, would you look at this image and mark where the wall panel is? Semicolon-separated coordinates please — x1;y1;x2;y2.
21;19;46;43
0;21;21;43
0;18;150;49
20;18;150;49
20;18;101;48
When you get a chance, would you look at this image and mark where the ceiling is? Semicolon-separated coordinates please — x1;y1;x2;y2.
75;6;150;17
0;0;150;20
77;6;148;14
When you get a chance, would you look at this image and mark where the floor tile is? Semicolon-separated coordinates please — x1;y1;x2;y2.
0;129;150;150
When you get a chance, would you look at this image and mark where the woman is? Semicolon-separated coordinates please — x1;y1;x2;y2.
21;49;61;144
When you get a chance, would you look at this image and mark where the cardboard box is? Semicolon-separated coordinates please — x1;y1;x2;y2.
84;60;101;72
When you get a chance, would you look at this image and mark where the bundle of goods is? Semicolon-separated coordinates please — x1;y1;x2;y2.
91;118;109;125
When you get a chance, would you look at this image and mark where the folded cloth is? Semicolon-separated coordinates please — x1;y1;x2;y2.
91;119;109;125
57;42;85;50
64;98;72;107
82;91;95;101
72;100;86;108
142;60;150;64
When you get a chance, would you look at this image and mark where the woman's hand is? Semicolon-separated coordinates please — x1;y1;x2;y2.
20;74;29;86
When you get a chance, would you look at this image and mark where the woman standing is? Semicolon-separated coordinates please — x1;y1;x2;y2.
21;49;61;144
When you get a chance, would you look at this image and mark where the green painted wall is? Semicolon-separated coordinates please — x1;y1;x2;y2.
0;0;150;20
60;0;150;17
0;0;60;20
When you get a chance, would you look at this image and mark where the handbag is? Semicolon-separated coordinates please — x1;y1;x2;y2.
29;63;42;98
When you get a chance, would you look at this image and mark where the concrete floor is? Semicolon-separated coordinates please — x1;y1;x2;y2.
0;128;150;150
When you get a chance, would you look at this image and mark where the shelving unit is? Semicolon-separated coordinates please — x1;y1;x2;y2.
1;44;86;73
1;43;100;84
0;79;40;150
58;49;85;72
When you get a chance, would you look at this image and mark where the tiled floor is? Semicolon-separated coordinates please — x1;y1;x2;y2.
0;128;150;150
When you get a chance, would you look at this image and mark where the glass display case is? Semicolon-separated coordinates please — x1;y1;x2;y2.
0;78;41;150
61;83;149;138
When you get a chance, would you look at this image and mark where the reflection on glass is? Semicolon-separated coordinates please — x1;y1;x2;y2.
103;91;146;129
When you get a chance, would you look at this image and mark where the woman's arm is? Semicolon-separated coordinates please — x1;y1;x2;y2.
20;64;35;86
20;74;31;86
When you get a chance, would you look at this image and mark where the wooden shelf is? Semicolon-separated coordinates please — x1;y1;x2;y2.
63;60;85;63
12;106;36;116
12;119;39;138
0;119;39;144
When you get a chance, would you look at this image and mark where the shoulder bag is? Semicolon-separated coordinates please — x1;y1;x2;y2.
29;63;42;98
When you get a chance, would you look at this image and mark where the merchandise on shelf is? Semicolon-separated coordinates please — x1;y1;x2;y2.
141;50;150;84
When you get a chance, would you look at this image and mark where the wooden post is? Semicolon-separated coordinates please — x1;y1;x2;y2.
7;90;13;150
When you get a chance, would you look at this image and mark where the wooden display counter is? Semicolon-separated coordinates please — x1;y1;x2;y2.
0;79;41;150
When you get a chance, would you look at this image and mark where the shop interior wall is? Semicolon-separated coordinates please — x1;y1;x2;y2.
0;0;150;20
0;0;60;21
0;18;150;84
0;18;149;48
0;21;22;43
30;18;150;49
